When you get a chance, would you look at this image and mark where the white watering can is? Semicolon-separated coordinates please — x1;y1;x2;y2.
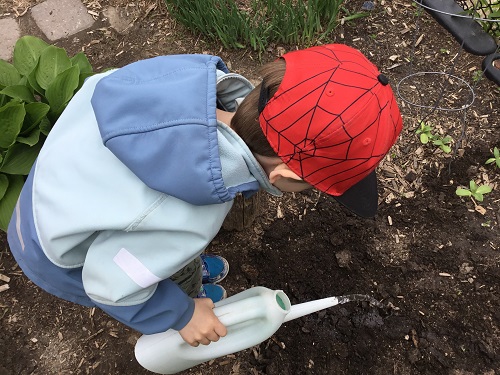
135;286;383;374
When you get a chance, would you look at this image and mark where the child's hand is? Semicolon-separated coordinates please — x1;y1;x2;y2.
179;298;227;347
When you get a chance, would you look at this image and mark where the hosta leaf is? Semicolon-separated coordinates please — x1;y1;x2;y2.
27;66;44;95
0;101;26;148
39;117;52;135
35;46;72;90
0;174;24;232
45;65;79;115
77;72;94;91
13;36;49;76
0;85;35;102
0;141;42;175
71;52;93;74
17;128;41;146
0;60;21;88
0;173;7;200
22;102;50;134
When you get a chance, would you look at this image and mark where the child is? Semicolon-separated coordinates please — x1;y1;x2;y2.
7;44;402;348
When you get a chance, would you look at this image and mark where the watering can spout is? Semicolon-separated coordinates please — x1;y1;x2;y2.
284;296;340;322
284;294;384;323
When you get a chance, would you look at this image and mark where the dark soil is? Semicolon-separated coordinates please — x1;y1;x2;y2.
1;1;499;374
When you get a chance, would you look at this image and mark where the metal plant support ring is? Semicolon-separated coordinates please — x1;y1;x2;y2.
397;71;476;112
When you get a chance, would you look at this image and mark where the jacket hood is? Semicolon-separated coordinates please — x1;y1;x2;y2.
91;54;258;205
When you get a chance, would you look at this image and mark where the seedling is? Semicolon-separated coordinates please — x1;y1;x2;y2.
416;121;452;153
481;220;491;227
456;180;493;202
485;147;500;168
416;121;432;144
432;136;452;153
472;70;483;83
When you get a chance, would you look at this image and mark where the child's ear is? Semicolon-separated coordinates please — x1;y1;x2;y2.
269;164;303;184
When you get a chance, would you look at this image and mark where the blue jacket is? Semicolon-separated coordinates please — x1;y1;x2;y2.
7;54;281;334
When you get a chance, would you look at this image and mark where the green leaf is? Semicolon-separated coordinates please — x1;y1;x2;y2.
455;188;472;197
17;128;41;146
0;85;36;102
71;52;94;90
485;158;495;165
0;101;26;148
441;145;451;153
475;185;492;195
35;45;72;90
0;174;24;232
473;192;484;202
22;102;50;134
77;72;94;91
27;66;44;95
45;65;79;115
0;141;42;175
71;52;93;74
13;36;49;76
0;60;21;88
39;117;52;135
420;133;428;144
0;173;7;200
469;180;478;191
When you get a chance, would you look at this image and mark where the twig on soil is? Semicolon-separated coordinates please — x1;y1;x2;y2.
77;357;85;369
84;328;104;342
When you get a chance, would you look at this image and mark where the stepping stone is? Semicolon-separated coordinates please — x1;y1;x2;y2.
31;0;95;41
0;18;21;61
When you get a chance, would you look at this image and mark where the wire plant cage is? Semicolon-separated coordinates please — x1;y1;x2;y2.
396;0;499;153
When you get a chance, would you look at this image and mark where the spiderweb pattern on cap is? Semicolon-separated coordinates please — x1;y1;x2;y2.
260;45;403;196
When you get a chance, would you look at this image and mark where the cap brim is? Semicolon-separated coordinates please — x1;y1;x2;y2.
333;171;378;218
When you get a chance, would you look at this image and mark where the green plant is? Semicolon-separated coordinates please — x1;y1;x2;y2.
416;121;432;144
456;180;493;202
165;0;367;51
472;69;483;82
0;36;94;231
485;146;500;168
431;136;452;153
416;121;452;153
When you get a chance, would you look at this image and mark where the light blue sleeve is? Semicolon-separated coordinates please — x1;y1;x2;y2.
81;227;198;334
80;195;232;334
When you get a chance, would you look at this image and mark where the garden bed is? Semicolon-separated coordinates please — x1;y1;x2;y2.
0;0;499;374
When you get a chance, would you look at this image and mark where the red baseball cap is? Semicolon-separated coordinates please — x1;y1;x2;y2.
259;44;403;217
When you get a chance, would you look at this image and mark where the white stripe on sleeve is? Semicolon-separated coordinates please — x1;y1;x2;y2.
113;248;162;288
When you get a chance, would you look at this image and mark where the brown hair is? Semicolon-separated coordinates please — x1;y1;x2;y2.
231;59;286;157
